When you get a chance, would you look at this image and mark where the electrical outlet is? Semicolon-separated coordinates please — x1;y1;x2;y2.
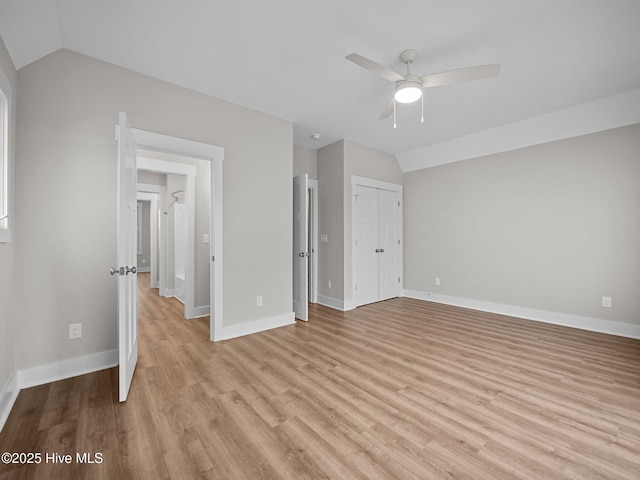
435;277;441;286
142;258;146;264
602;296;612;308
69;323;82;339
257;295;263;307
327;280;332;289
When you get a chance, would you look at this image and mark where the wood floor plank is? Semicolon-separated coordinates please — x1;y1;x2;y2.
1;274;639;479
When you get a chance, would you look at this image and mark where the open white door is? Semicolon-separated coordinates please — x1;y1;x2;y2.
114;111;138;402
293;174;309;321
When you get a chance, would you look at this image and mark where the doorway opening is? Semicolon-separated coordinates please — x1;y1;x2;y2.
116;114;224;402
293;174;318;321
137;153;208;317
132;127;224;341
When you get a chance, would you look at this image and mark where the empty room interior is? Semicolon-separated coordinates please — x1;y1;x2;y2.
0;1;639;479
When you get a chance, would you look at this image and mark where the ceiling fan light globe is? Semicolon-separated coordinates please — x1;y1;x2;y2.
394;84;422;103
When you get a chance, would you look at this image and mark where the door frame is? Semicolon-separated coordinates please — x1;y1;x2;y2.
292;177;319;317
137;184;167;294
132;128;224;341
308;179;319;304
351;175;403;308
137;188;162;288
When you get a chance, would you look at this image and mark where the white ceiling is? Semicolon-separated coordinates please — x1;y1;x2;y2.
1;0;639;156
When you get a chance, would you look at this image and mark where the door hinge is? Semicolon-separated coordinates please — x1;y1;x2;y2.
398;239;400;245
212;256;215;261
397;201;400;207
355;284;358;291
398;277;401;283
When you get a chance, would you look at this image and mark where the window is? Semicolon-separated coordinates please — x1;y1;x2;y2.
0;68;10;243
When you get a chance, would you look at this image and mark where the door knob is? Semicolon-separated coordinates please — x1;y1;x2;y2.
298;252;306;257
110;267;124;275
126;266;137;275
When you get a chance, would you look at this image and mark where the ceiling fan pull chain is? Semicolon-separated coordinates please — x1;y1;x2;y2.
421;93;424;123
393;99;397;129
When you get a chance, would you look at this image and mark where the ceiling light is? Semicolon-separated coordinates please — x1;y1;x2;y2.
394;81;422;104
310;133;320;140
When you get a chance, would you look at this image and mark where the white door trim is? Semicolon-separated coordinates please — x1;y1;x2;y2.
132;128;224;342
137;188;161;287
352;175;403;193
308;179;319;304
137;183;167;295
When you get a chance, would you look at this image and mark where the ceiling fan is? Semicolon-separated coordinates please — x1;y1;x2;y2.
346;49;501;121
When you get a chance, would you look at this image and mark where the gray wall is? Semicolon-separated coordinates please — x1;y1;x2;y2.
317;141;344;301
293;144;317;180
0;35;16;403
14;49;292;370
404;124;640;324
138;170;166;186
317;139;402;305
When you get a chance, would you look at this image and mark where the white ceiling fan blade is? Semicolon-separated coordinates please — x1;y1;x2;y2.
421;64;501;88
346;53;406;83
379;96;395;120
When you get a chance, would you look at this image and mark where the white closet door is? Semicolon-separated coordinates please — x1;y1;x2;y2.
354;185;379;306
378;189;400;301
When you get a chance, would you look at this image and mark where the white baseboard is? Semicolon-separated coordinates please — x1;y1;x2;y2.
221;312;295;341
1;349;118;433
0;370;19;433
317;295;357;311
191;305;211;318
18;349;118;389
403;290;640;339
164;291;185;305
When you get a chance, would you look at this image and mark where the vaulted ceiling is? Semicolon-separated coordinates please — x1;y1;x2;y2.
1;0;639;159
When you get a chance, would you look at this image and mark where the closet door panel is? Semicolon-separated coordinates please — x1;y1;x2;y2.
378;190;400;301
354;185;379;306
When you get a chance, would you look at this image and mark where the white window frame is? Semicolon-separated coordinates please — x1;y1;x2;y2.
0;68;11;243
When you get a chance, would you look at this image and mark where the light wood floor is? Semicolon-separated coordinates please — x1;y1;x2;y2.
1;273;639;479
